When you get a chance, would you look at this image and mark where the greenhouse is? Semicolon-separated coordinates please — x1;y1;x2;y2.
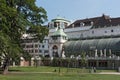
63;38;120;56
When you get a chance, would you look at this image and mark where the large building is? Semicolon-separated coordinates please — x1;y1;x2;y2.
22;14;120;69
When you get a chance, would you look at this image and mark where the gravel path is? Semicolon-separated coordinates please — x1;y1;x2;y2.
98;72;120;75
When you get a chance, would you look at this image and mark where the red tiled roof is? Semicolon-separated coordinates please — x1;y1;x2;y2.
67;14;120;28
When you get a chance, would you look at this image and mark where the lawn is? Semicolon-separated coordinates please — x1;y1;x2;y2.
1;73;120;80
9;66;117;73
0;66;119;80
9;66;90;73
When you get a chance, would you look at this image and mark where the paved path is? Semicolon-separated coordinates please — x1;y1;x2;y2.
98;72;120;75
8;71;120;75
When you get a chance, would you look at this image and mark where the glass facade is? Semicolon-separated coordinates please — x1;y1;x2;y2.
63;38;120;56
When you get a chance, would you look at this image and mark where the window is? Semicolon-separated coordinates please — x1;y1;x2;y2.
35;49;38;53
111;29;114;32
54;22;60;27
92;30;94;34
44;50;49;53
34;39;38;42
52;36;57;40
31;50;34;53
26;45;29;48
31;45;33;48
42;45;44;48
43;40;47;43
29;49;33;53
81;34;83;37
39;50;42;53
80;22;85;26
35;44;38;48
105;31;107;33
26;45;33;48
28;50;31;53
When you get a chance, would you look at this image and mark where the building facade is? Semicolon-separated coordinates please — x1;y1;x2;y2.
21;14;120;69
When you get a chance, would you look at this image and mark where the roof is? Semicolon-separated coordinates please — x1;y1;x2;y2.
63;38;120;56
67;14;120;28
51;16;70;22
51;28;67;37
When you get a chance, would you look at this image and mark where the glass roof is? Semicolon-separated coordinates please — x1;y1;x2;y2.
63;38;120;56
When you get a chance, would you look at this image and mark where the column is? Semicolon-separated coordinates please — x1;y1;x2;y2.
104;49;106;57
95;49;98;58
109;49;112;58
100;50;103;57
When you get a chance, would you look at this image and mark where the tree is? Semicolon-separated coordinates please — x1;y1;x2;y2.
0;0;48;74
81;52;87;67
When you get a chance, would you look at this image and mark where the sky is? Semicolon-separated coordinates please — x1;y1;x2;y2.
36;0;120;23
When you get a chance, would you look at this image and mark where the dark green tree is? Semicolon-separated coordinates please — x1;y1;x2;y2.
0;0;48;74
81;52;87;67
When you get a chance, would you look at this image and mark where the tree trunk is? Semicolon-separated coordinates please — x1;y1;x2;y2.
2;65;9;75
1;58;10;75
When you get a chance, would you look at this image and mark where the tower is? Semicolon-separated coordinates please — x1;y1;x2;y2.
48;16;71;29
48;16;70;58
49;27;68;58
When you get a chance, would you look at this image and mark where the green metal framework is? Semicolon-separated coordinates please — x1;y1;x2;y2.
63;38;120;56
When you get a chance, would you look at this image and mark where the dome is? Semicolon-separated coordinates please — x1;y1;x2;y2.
51;27;67;37
51;16;70;22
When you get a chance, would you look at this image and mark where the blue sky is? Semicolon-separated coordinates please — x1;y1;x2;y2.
36;0;120;22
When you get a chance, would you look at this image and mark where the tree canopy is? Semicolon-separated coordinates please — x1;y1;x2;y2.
0;0;48;74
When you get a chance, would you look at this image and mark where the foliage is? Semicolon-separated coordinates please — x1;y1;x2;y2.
41;58;51;66
0;0;48;74
81;52;87;67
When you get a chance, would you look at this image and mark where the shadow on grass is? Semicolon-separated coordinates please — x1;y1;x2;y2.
8;69;21;72
0;68;21;72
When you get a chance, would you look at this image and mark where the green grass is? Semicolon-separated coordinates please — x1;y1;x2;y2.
0;73;120;80
0;66;119;80
9;66;90;73
9;66;58;72
9;66;117;73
